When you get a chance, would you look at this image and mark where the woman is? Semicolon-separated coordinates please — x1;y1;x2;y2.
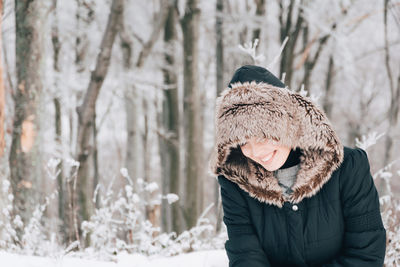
209;65;386;266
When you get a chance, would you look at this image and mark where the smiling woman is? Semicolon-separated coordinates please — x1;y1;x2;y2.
209;65;386;266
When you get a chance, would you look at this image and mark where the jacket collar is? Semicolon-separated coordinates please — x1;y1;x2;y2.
209;82;344;208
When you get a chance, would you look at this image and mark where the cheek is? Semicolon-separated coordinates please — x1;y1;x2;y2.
276;148;289;160
241;149;249;157
241;148;252;158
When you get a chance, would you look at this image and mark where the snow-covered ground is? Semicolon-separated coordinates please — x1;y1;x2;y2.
0;250;228;267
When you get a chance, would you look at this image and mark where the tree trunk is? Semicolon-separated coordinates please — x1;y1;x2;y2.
181;0;203;230
382;0;400;197
9;0;44;228
297;22;333;93
51;0;68;243
75;0;95;73
252;0;266;47
323;55;334;119
119;20;142;185
142;96;160;228
0;0;4;158
124;89;142;182
159;1;181;234
73;0;123;244
142;97;150;215
238;1;251;45
92;112;99;209
215;0;224;234
278;0;303;87
216;0;224;97
123;0;171;191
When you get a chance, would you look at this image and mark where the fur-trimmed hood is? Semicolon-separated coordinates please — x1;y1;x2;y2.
209;80;344;208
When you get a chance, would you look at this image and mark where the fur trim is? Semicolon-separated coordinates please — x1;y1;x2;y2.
209;81;344;208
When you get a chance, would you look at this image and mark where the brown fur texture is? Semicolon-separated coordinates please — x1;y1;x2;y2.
209;81;344;208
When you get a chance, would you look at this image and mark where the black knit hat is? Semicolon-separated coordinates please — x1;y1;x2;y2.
228;65;285;89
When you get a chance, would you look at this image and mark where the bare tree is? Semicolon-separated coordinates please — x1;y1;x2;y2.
75;0;95;73
74;0;101;216
9;0;45;228
323;55;334;119
214;0;224;234
158;1;181;234
119;1;172;230
0;0;4;158
252;0;266;47
142;96;161;228
91;113;100;210
278;0;304;87
180;0;203;229
137;1;171;229
119;15;140;189
280;1;341;95
73;0;123;244
382;0;400;192
296;23;335;92
346;80;380;147
216;0;224;97
238;1;252;45
135;5;170;68
51;0;68;243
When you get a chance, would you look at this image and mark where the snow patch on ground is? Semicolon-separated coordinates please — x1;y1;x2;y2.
0;249;228;267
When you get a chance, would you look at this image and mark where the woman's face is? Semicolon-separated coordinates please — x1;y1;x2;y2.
240;137;291;171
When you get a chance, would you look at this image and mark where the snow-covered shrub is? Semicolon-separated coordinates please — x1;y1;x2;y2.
0;157;76;257
0;179;62;256
20;192;59;256
355;132;400;265
376;165;400;266
160;204;227;257
0;179;21;252
81;168;180;260
80;167;227;260
381;195;400;266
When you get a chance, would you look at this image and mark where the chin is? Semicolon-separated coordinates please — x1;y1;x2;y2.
263;165;279;172
260;160;278;171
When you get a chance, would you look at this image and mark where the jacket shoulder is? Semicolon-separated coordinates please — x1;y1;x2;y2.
217;175;252;207
339;146;374;202
342;146;370;170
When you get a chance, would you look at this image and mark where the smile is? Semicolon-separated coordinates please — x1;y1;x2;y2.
261;150;277;163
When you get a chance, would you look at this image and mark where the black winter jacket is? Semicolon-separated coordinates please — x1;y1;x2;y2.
218;146;386;266
209;65;386;266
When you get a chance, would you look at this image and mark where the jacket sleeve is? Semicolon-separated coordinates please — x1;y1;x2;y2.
322;148;386;267
218;175;271;267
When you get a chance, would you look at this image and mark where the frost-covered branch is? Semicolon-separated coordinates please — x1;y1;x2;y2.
267;36;289;70
355;131;385;150
238;39;265;64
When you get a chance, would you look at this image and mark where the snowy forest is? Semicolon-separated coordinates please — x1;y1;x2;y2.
0;0;399;266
